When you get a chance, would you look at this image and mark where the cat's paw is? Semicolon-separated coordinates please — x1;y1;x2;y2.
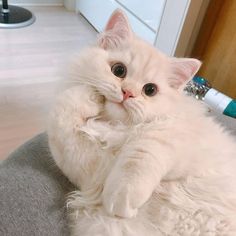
102;170;154;219
84;92;105;119
102;181;138;218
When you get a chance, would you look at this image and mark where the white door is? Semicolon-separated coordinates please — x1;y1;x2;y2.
76;0;205;56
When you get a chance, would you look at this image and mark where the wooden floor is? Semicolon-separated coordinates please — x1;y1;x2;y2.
0;6;96;160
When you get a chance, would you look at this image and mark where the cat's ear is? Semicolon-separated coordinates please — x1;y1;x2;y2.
169;58;201;89
98;9;133;49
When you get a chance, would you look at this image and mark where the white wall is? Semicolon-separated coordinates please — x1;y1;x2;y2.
10;0;63;5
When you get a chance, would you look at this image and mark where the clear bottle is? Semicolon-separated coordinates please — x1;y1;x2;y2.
185;76;236;119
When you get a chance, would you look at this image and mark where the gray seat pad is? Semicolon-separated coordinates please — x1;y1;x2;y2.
0;133;74;236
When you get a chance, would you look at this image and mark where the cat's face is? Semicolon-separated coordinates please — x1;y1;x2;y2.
72;10;201;124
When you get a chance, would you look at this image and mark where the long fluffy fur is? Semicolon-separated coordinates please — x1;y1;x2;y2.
48;10;236;236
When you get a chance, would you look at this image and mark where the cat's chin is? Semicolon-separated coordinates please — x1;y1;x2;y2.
103;100;129;123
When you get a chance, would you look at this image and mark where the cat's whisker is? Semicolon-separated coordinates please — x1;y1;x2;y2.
126;101;145;123
126;109;137;124
133;102;145;117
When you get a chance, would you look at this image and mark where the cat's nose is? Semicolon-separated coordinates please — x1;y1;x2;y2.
122;89;134;101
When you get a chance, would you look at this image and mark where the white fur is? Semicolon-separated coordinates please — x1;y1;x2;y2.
48;10;236;236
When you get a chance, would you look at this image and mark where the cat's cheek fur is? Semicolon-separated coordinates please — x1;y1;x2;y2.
103;100;128;122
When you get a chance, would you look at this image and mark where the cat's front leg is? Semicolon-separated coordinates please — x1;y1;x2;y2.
48;85;104;188
102;139;173;218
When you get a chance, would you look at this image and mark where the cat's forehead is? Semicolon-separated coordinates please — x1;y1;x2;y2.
109;42;168;71
108;41;169;83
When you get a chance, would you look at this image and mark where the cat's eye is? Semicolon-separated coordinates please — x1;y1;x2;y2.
143;83;158;97
111;63;127;79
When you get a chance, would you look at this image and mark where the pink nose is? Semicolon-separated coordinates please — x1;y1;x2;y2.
122;89;134;101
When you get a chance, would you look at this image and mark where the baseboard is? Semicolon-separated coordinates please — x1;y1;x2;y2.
7;0;64;7
9;3;64;7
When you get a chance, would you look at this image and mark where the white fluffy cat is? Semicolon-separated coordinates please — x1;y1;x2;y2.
48;10;236;236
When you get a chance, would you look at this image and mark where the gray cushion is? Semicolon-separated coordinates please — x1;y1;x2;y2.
0;133;74;236
0;114;235;236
